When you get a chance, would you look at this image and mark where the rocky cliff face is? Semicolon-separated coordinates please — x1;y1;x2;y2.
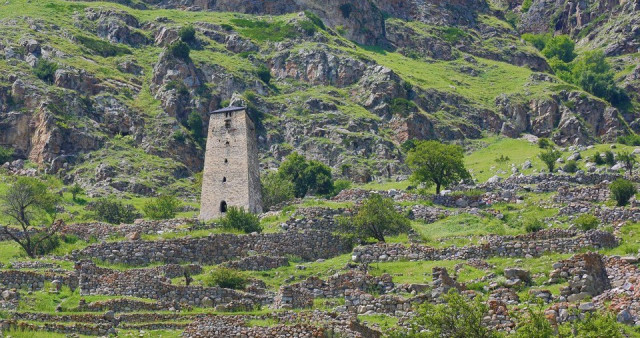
0;0;637;196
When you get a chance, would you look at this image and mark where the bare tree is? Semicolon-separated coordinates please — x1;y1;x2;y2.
0;177;62;258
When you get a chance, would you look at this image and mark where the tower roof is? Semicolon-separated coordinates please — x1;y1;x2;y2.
210;106;246;114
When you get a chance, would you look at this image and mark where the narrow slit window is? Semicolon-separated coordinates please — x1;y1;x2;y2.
222;177;227;183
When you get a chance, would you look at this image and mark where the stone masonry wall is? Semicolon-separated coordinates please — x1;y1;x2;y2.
74;230;351;265
352;230;618;263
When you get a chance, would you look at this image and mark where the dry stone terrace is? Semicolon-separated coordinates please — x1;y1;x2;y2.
3;172;640;336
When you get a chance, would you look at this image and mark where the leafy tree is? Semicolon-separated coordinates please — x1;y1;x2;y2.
392;290;498;338
0;146;14;164
143;195;181;220
610;179;637;206
168;41;190;60
538;149;562;172
261;171;295;210
542;35;576;63
220;206;262;233
204;267;248;290
617;151;636;176
571;51;629;106
179;25;196;43
69;183;84;202
0;177;62;258
93;197;138;224
33;59;58;83
278;153;334;198
339;194;410;243
256;64;271;84
406;141;471;194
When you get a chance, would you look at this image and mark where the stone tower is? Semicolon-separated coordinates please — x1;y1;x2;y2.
200;106;262;221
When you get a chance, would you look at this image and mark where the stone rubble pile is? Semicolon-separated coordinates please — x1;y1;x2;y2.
547;252;610;302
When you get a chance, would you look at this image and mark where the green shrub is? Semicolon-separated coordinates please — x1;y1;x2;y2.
524;218;544;233
179;25;196;43
76;35;131;57
538;149;562;172
256;64;271;84
230;19;297;42
610;179;637;206
220;207;262;233
495;154;510;163
542;35;576;63
187;111;204;145
61;234;79;244
339;194;410;243
331;179;352;197
391;290;498;338
521;0;533;12
0;146;14;164
537;138;552;149
592;152;605;165
574;214;599;231
304;11;325;30
389;98;417;115
604;150;615;166
93;198;138;224
143;195;181;220
339;4;353;18
559;311;623;337
261;171;295;210
33;60;58;83
204;267;248;290
440;27;466;43
515;302;554;338
563;160;578;173
618;134;640;146
168;41;190;60
278;153;334;198
522;33;551;51
69;183;84;202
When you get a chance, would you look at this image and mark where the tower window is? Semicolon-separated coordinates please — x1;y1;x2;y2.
225;119;231;129
225;141;230;146
220;201;227;213
222;177;227;183
224;159;228;164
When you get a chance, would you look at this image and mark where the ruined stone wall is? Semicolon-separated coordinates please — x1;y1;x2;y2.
200;108;261;221
75;230;351;265
352;230;618;263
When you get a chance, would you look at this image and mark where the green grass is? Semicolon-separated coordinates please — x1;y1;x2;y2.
367;260;483;284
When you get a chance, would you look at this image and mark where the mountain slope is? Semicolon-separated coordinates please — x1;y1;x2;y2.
0;0;635;196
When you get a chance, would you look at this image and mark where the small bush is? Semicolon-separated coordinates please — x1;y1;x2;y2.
168;41;190;60
537;138;552;149
604;150;615;166
610;179;637;206
521;0;532;12
563;160;578;173
61;234;79;244
204;267;248;289
179;25;196;43
220;207;262;233
69;183;84;202
538;149;562;172
304;11;325;30
390;98;417;115
76;35;131;57
0;146;14;164
524;218;544;233
574;214;599;231
93;198;138;224
618;134;640;146
495;155;510;163
592;152;605;165
331;179;352;197
256;64;271;84
33;60;58;83
143;195;181;220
